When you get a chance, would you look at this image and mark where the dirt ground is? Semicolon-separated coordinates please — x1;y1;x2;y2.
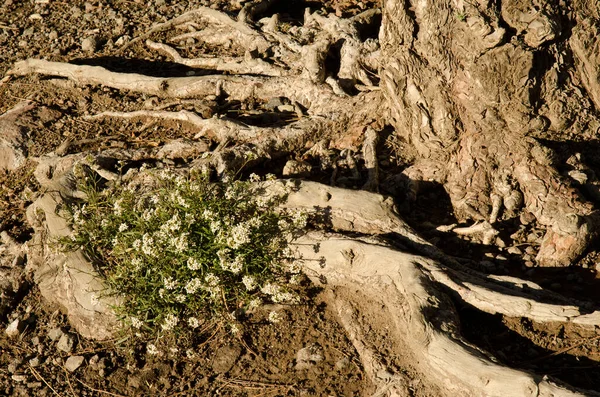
3;0;600;396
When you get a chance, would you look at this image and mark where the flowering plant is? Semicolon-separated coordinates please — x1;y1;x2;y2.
60;166;307;340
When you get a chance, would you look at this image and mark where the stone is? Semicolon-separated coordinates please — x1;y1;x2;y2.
295;344;324;370
211;345;242;374
507;246;522;255
28;357;41;367
57;333;75;353
81;36;99;53
5;318;24;338
48;327;64;341
65;356;85;372
282;160;312;177
31;336;40;346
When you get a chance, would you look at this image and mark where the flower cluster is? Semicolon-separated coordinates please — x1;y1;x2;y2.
60;167;306;340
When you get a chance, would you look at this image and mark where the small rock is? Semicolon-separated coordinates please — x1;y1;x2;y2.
11;374;27;382
495;255;507;261
57;333;75;353
495;237;506;248
525;246;536;255
114;35;130;46
524;261;535;268
48;31;58;40
519;211;536;225
48;327;64;341
212;345;242;374
5;318;24;338
65;356;85;372
507;246;522;255
31;336;40;346
335;357;350;370
28;13;43;20
26;382;42;389
8;359;22;373
295;344;324;370
81;36;99;53
28;356;41;367
283;160;312;177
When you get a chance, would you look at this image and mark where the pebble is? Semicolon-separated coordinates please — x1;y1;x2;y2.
28;356;41;367
31;336;40;346
5;318;24;338
507;246;522;255
57;333;75;353
525;246;536;255
295;344;324;370
335;357;350;370
48;327;64;341
65;356;85;372
26;382;42;389
524;261;535;267
11;375;27;382
48;30;58;40
81;35;99;53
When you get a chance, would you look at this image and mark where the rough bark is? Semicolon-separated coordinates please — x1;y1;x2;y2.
381;0;600;266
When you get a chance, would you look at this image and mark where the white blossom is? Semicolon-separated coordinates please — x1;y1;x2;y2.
242;275;257;291
249;173;261;182
118;223;129;232
187;257;202;271
131;317;143;329
188;317;200;328
142;234;156;257
161;314;179;331
247;298;261;310
113;198;124;216
205;273;220;287
147;343;160;355
268;311;282;323
185;278;203;294
164;276;177;290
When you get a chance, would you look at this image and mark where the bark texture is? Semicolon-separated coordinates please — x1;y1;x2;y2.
381;0;600;266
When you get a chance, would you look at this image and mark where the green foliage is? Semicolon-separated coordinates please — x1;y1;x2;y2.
60;166;306;340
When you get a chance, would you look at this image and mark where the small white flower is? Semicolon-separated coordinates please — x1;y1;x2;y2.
289;274;303;285
100;219;109;228
242;275;256;291
118;223;129;232
188;317;200;328
169;347;179;354
161;314;179;331
147;343;160;356
205;274;220;287
268;311;282;323
131;257;143;271
230;324;240;335
247;298;261;310
185;278;203;294
187;257;202;271
249;173;261;182
90;294;99;306
164;276;177;290
186;349;196;359
142;234;157;257
131;317;143;329
113;198;124;216
176;294;186;303
159;288;166;298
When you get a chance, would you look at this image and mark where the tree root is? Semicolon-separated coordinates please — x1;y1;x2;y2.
297;231;597;396
145;40;288;77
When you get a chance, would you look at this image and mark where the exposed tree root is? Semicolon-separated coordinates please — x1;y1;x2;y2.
145;40;288;77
